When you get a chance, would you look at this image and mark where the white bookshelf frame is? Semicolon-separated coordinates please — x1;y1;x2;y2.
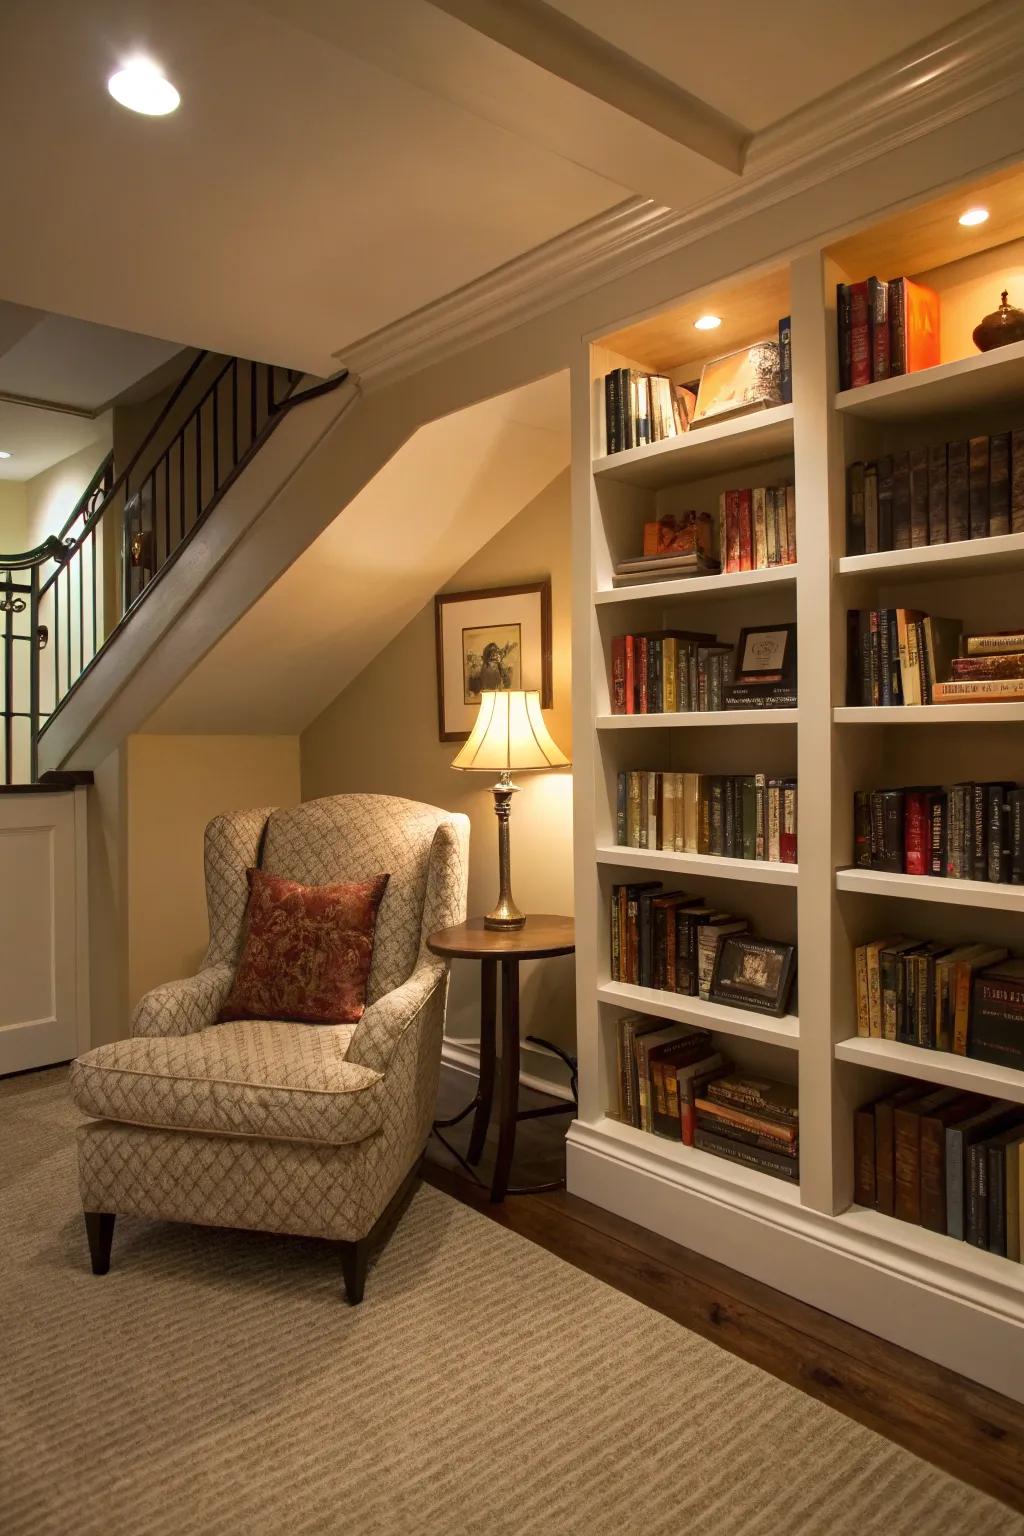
567;212;1024;1403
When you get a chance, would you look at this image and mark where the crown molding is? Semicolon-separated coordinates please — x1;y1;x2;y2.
335;0;1024;388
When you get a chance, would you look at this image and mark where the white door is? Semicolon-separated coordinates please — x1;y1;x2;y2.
0;787;88;1075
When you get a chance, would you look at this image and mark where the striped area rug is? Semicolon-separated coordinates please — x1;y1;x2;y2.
2;1068;1020;1535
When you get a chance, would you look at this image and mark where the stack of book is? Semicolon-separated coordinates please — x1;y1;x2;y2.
846;608;961;705
613;1016;727;1143
610;882;747;996
610;629;734;713
854;783;1024;882
616;771;797;863
602;369;696;454
847;432;1024;554
612;510;720;587
853;936;1015;1056
693;1073;799;1183
938;629;1024;704
718;484;796;572
837;275;939;390
854;1088;1024;1257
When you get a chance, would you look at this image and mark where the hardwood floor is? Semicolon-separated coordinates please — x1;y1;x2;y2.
426;1064;1024;1514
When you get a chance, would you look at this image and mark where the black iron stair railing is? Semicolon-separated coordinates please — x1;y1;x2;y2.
0;354;348;784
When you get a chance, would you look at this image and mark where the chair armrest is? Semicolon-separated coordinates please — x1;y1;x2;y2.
130;964;235;1039
345;960;447;1073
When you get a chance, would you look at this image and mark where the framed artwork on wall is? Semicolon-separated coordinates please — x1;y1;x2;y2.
434;579;552;741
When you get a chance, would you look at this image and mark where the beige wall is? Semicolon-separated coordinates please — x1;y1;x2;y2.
122;734;301;1016
25;438;110;549
0;482;28;550
301;469;575;1092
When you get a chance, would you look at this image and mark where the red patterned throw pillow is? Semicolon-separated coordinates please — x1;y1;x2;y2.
219;869;389;1025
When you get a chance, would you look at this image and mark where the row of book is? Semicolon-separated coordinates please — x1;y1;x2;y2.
718;484;797;572
846;433;1024;555
854;938;1022;1069
616;771;797;863
854;783;1024;884
614;1017;799;1181
610;882;747;996
610;628;797;714
854;1087;1023;1258
837;275;939;390
602;369;695;454
847;612;1024;705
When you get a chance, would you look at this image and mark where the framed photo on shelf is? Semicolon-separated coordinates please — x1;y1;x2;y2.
434;579;552;741
734;623;797;686
709;935;796;1017
691;340;781;427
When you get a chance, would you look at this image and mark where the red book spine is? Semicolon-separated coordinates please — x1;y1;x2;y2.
904;790;928;876
624;635;635;715
738;489;753;571
611;636;626;713
849;281;871;388
638;637;649;714
725;490;740;573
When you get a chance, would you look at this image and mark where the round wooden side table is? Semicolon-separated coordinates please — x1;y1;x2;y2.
426;916;575;1202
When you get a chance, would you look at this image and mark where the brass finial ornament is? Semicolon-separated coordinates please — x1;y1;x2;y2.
973;290;1024;352
451;690;570;930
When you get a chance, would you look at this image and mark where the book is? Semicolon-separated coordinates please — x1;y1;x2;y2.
837;283;852;389
964;629;1024;655
969;958;1024;1072
706;1074;798;1125
846;462;866;556
848;280;871;388
892;452;911;549
947;440;969;542
927;443;948;545
920;1095;981;1233
989;432;1011;538
778;315;792;403
890;277;940;373
986;1126;1024;1256
1013;428;1024;535
693;1127;799;1181
894;1089;959;1224
854;1107;877;1206
875;1087;930;1217
868;277;888;381
968;435;990;539
931;678;1024;702
909;445;929;547
947;1102;1022;1240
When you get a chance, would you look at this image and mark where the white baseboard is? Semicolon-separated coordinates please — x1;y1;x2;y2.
441;1036;575;1103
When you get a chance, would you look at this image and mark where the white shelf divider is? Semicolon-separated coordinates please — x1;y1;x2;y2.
838;532;1024;582
592;403;794;489
598;844;799;885
834;1035;1024;1105
836;866;1024;911
598;708;799;729
595;564;796;606
834;704;1024;724
597;977;799;1049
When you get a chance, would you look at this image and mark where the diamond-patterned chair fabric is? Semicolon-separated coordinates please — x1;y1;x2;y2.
72;794;469;1246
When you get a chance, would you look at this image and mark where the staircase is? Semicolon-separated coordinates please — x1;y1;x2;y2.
0;354;348;784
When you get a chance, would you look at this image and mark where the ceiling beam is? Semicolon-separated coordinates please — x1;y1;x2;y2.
425;0;747;173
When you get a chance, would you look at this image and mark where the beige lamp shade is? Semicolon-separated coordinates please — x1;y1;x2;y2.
451;690;569;772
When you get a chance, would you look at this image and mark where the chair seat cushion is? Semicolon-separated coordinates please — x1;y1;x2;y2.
219;869;389;1025
69;1020;385;1146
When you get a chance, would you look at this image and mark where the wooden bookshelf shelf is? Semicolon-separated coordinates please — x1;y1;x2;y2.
592;403;794;489
836;866;1024;911
595;564;797;606
597;709;799;729
834;1035;1024;1106
834;337;1024;424
598;844;799;886
837;532;1024;582
833;704;1024;724
597;978;799;1049
579;1115;803;1206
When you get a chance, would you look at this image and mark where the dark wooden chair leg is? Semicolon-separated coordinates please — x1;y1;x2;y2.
84;1211;115;1275
467;957;498;1165
339;1239;370;1305
491;958;520;1203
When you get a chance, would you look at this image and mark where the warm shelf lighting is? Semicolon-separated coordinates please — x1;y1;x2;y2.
958;207;990;228
694;314;722;331
0;451;11;460
107;58;181;116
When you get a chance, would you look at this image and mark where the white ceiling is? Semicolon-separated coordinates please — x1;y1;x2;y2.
0;402;111;485
545;0;984;131
0;1;989;379
145;371;571;734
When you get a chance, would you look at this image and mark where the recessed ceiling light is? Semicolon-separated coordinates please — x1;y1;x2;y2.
958;207;989;228
107;58;180;116
0;451;11;460
694;314;722;331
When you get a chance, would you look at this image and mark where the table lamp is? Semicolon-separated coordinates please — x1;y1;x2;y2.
451;689;570;930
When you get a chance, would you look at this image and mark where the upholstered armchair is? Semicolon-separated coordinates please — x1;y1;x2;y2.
69;794;469;1302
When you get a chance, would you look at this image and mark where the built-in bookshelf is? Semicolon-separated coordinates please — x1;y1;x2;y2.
569;164;1024;1403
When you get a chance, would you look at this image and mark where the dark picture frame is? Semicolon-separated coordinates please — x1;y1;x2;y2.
709;934;796;1017
734;623;797;686
434;580;553;742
